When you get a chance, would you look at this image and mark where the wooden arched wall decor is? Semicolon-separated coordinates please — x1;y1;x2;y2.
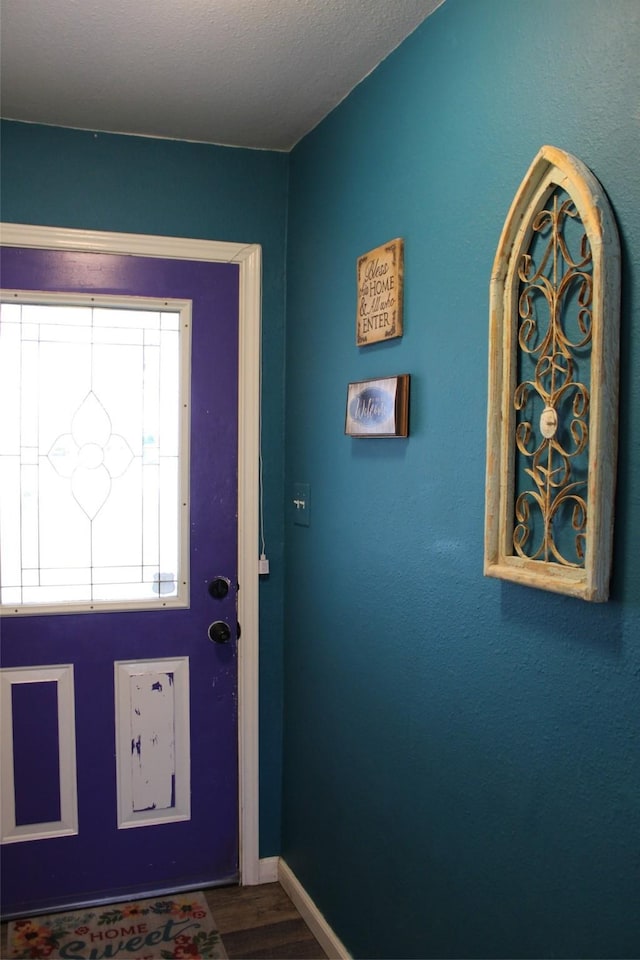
484;145;620;601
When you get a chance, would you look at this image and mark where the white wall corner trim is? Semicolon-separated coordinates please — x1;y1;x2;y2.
278;859;352;960
0;223;262;883
257;856;279;884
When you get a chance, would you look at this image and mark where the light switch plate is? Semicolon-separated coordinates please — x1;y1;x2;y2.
293;483;310;526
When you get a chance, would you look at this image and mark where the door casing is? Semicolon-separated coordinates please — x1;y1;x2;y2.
0;221;262;885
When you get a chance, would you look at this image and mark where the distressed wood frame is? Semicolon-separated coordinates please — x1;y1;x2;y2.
484;146;620;601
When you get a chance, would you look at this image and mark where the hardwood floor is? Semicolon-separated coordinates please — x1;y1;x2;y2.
205;882;328;959
1;882;328;960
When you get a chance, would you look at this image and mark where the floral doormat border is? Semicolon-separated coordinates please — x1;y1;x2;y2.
6;890;227;959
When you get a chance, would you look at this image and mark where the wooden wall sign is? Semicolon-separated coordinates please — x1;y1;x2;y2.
356;238;403;345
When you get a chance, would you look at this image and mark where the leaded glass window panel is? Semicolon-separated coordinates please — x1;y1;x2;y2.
0;293;191;614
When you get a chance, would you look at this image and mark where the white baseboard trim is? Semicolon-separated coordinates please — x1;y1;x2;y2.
278;858;351;960
257;856;279;884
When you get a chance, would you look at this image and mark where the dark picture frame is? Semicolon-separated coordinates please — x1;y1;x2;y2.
345;374;410;438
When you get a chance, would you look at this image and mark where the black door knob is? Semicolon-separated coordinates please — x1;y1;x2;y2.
208;577;230;599
208;620;231;644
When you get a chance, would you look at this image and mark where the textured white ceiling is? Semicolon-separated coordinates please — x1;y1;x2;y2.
0;0;443;151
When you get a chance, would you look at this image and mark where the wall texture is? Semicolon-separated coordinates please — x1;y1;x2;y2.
283;0;640;957
2;0;640;953
0;119;288;858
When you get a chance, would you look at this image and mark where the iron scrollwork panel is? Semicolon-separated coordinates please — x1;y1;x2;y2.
485;146;620;601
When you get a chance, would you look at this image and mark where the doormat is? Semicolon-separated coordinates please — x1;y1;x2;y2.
6;890;227;959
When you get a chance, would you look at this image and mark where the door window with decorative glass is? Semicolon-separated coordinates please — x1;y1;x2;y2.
0;294;191;614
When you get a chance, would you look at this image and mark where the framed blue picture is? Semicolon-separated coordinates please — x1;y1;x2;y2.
345;374;410;438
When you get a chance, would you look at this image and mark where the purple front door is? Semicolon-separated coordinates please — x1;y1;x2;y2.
1;246;240;915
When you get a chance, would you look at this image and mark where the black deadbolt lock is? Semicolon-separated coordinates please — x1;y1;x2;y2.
208;577;230;600
208;620;231;644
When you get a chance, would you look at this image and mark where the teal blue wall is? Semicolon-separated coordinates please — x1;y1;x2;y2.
283;0;640;957
2;0;640;953
0;119;288;858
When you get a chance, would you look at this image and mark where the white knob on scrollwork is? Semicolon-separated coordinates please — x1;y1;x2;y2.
540;405;558;439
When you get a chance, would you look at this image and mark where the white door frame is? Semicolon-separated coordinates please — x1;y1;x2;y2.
0;222;262;885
